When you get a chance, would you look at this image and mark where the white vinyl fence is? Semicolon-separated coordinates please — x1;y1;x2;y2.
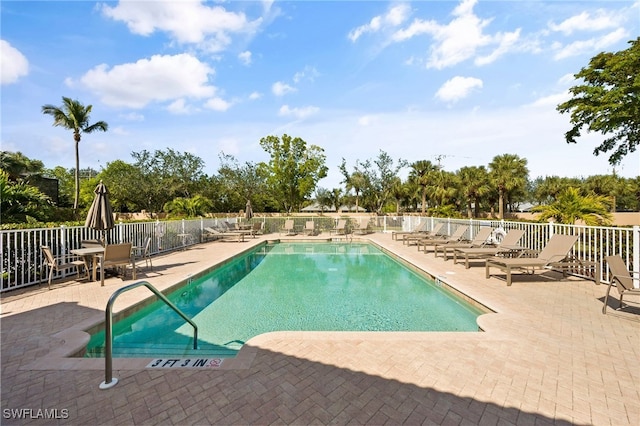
1;216;637;293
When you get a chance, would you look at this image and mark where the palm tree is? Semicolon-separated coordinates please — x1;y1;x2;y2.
0;151;45;181
458;166;490;218
408;160;438;214
532;187;613;225
489;154;529;219
42;97;108;212
345;170;367;213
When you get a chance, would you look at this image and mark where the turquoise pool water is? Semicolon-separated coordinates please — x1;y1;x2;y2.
85;242;484;358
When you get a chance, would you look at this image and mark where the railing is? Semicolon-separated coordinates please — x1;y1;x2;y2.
1;216;637;292
99;280;198;389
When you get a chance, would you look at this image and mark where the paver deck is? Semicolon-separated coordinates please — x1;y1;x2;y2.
1;233;639;425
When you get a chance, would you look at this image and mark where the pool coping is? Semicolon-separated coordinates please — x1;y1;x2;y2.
20;237;502;372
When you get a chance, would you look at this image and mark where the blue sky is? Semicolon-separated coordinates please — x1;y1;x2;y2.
2;0;639;190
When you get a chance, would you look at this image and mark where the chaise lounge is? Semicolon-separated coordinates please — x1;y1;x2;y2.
602;255;640;314
485;234;582;286
417;225;469;253
434;227;493;260
453;229;526;268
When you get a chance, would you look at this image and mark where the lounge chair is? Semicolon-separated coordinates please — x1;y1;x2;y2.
282;219;297;236
417;225;469;253
403;222;445;246
97;243;136;286
434;227;493;260
41;246;86;289
453;229;526;268
392;220;427;240
204;226;245;242
353;219;372;235
602;255;640;314
485;234;579;286
331;219;348;235
303;220;316;236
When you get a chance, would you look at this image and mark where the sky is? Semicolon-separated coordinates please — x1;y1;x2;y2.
1;0;639;190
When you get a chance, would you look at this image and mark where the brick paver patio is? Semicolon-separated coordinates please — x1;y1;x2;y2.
1;233;638;425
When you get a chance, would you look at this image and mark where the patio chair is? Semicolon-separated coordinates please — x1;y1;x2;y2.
41;246;86;290
434;227;493;260
417;225;469;253
303;220;316;236
453;229;526;268
281;219;297;236
250;221;264;237
485;234;579;286
133;237;152;270
330;219;348;235
97;242;136;286
403;222;446;246
353;219;372;235
602;255;640;314
392;220;427;240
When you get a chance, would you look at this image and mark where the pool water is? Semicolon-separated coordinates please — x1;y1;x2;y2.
85;242;484;358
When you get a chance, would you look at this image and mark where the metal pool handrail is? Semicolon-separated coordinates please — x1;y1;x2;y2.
99;280;198;390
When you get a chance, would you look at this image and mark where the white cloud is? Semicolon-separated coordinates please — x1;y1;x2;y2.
293;66;319;84
391;0;520;69
526;91;570;108
204;97;231;111
272;81;296;96
75;53;216;108
249;91;262;100
167;98;193;115
1;40;29;84
548;10;622;35
119;112;145;121
435;76;483;103
552;27;628;60
348;3;411;42
278;105;319;119
238;51;252;66
101;1;262;53
111;126;129;136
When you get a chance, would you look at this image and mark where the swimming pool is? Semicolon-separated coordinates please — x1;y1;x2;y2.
85;242;485;358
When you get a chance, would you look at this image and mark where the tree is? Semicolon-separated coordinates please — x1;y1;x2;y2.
408;160;438;214
163;195;213;217
388;176;407;215
130;149;206;213
342;151;406;214
314;188;332;214
458;166;490;218
557;37;640;166
258;134;328;213
217;153;267;212
0;151;45;181
0;170;52;223
489;154;529;219
532;187;612;225
98;160;146;212
339;162;368;213
41;97;108;212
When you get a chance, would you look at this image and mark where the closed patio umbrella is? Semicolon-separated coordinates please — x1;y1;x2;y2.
85;180;115;244
245;199;253;220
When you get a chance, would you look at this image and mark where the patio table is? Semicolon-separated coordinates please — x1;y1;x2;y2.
70;247;105;281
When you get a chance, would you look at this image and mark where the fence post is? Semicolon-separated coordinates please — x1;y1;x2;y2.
634;226;639;287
